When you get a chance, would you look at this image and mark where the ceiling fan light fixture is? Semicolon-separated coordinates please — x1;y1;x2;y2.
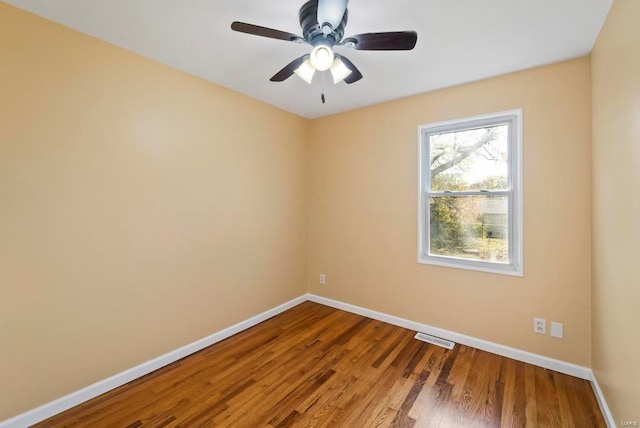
231;1;418;86
330;57;352;84
309;44;334;71
294;58;316;84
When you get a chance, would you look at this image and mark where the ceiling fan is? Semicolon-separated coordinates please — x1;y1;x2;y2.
230;0;418;86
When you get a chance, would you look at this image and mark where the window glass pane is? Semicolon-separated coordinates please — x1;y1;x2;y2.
429;195;509;263
429;124;509;192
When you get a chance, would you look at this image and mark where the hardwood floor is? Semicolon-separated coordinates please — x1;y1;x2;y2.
35;302;605;427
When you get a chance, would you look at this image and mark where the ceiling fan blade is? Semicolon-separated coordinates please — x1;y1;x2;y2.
231;21;304;43
270;56;308;82
317;0;348;30
338;55;363;84
342;31;417;50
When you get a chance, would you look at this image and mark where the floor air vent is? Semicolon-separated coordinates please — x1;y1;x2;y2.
414;332;455;349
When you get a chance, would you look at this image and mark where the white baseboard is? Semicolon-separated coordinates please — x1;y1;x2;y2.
2;293;614;427
589;371;616;428
0;295;308;428
307;294;592;380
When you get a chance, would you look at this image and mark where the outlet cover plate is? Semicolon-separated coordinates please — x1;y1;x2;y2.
534;317;546;334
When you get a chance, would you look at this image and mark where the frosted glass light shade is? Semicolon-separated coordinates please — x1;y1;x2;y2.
310;45;334;71
317;0;348;30
294;59;316;84
330;57;352;84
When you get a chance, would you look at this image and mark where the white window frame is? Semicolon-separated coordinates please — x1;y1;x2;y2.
417;109;523;276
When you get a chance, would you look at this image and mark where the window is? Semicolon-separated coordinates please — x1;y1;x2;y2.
418;110;523;276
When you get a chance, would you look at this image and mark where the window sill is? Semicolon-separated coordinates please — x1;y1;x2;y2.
417;255;523;277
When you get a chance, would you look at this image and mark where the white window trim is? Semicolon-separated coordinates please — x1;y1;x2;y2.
417;109;523;276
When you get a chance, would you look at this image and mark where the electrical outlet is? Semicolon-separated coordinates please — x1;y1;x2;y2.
534;318;546;335
551;322;563;339
319;273;326;285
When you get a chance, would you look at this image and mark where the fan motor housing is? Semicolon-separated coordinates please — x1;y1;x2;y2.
299;0;348;45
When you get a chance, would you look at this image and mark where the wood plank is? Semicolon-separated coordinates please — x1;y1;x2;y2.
33;301;606;427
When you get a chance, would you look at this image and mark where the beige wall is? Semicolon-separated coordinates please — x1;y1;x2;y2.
308;58;592;366
591;0;640;421
0;3;308;420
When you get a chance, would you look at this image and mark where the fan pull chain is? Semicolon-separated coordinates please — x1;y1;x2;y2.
321;72;326;104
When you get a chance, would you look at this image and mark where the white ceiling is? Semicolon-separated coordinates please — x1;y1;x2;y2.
5;0;613;119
